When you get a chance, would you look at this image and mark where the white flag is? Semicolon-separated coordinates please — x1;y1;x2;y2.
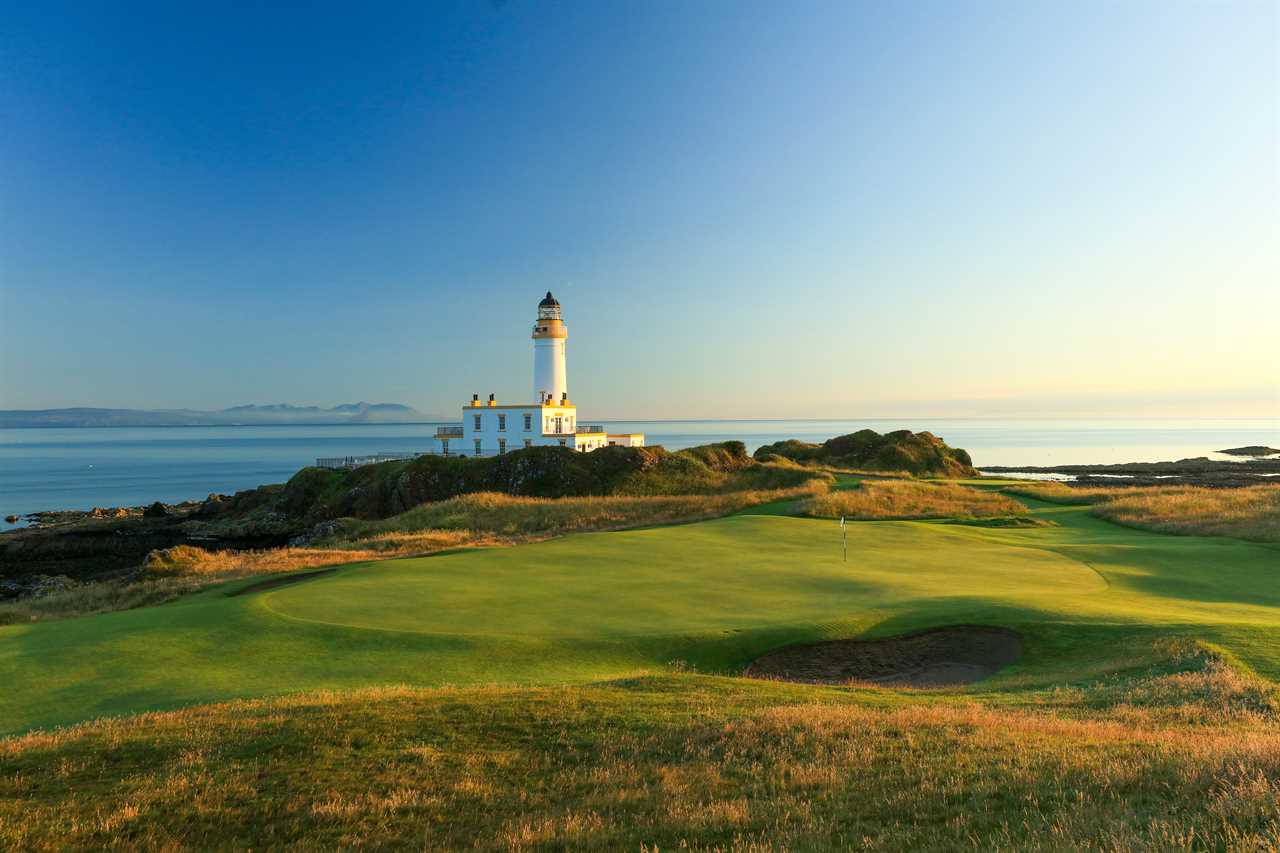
840;516;845;528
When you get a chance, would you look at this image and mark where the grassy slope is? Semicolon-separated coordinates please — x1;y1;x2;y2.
3;676;1278;850
2;488;1278;734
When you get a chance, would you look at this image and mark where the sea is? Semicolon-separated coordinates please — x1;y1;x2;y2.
2;418;1276;529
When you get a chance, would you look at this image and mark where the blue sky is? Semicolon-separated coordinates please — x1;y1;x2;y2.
1;0;1276;419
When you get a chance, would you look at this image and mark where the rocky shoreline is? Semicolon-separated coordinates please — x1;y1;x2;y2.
980;456;1280;487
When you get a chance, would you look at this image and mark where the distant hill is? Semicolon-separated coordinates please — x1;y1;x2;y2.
0;403;437;428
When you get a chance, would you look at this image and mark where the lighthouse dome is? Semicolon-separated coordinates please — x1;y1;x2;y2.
537;291;562;320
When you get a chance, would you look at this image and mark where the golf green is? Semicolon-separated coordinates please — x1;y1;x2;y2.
2;496;1277;734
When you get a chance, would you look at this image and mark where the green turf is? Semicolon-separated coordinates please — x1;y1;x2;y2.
1;492;1277;734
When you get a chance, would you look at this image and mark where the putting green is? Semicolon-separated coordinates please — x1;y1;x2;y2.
1;495;1277;734
263;517;1105;637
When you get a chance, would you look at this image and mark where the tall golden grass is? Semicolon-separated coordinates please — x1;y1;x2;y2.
334;482;829;545
1002;481;1108;505
1006;482;1280;543
1095;485;1280;543
801;480;1024;520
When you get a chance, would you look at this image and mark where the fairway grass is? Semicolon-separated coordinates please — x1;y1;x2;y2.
2;494;1279;734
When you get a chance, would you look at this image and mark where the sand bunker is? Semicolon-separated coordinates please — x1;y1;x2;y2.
745;625;1022;688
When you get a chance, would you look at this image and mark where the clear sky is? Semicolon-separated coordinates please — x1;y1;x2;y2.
1;0;1276;419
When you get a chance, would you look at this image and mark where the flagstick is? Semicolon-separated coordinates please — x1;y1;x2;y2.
841;515;847;562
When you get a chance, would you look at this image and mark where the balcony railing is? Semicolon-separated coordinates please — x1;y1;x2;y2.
435;425;464;437
576;425;605;434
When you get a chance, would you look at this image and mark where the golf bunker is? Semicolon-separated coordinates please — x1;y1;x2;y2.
745;625;1023;688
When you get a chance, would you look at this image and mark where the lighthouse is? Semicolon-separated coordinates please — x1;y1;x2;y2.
423;291;643;457
532;291;568;403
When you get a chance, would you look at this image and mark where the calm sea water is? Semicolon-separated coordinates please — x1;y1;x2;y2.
1;418;1276;528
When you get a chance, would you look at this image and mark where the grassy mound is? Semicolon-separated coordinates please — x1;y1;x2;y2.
755;429;977;477
331;483;826;546
1006;482;1280;542
801;480;1023;520
2;664;1276;850
205;442;818;531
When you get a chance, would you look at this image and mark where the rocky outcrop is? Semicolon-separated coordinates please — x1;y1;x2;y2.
0;573;79;601
754;430;978;478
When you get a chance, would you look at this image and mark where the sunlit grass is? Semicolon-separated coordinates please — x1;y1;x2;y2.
1006;482;1280;542
335;481;830;543
802;479;1024;520
1;658;1276;850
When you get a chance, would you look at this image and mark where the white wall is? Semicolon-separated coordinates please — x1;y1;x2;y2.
532;337;567;402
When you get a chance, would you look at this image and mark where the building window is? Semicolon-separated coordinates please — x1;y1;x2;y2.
474;439;482;455
498;438;506;454
554;415;563;434
558;438;566;447
442;439;450;454
473;414;482;431
523;414;532;431
498;414;506;431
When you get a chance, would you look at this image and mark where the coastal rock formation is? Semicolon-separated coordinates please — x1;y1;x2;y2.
754;429;977;478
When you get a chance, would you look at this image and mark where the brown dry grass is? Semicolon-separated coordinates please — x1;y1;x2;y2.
1002;481;1115;505
801;480;1024;520
1;665;1277;851
333;483;829;548
1007;482;1280;543
1095;485;1280;543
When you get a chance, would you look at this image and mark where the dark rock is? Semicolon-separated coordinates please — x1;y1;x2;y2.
0;574;79;600
143;501;172;519
287;519;345;547
4;515;17;524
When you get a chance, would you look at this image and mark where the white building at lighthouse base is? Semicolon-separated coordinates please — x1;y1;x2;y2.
432;394;643;458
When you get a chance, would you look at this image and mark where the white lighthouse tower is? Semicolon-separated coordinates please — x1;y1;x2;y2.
532;291;568;403
422;291;643;458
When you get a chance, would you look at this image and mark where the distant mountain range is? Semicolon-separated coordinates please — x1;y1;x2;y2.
0;403;442;428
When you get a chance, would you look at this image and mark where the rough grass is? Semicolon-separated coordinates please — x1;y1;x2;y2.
334;482;829;545
1002;482;1133;505
0;545;395;626
802;480;1024;520
1095;485;1280;543
0;482;831;626
1;661;1277;851
1007;482;1280;543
